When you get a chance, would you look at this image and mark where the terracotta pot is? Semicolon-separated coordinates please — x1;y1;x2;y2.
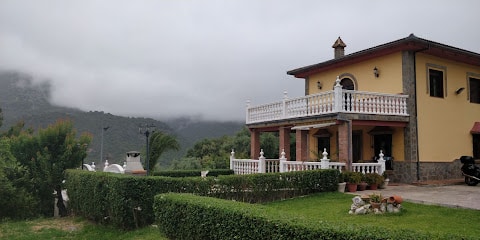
357;182;367;191
370;201;381;209
369;184;378;190
346;183;357;192
388;195;403;204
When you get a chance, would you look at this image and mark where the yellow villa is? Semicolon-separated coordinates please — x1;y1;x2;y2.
245;34;480;183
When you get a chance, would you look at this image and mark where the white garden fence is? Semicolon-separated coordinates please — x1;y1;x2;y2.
230;149;386;176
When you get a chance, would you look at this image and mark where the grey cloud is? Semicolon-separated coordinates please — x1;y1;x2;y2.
0;0;479;121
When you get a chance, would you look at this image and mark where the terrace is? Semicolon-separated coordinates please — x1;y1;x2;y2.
246;77;409;125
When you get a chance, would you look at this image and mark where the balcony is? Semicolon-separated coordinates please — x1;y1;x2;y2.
246;81;409;124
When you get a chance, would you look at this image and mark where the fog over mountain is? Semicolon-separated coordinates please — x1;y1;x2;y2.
0;71;243;167
1;1;478;122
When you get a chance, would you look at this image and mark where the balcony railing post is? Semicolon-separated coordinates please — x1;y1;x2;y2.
245;100;251;124
282;91;288;119
230;149;235;170
279;149;287;173
320;148;330;169
258;149;266;173
334;76;343;112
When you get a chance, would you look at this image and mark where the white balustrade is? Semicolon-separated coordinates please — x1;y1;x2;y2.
281;161;323;172
230;149;280;175
231;159;260;175
329;162;346;171
351;163;383;175
229;149;383;176
265;159;280;173
246;77;408;124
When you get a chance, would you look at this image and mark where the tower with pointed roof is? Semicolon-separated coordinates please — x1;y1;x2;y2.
332;37;346;59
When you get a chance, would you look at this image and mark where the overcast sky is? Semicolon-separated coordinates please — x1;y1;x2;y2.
1;1;479;122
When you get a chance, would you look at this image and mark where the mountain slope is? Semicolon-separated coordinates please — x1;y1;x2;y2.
0;71;244;168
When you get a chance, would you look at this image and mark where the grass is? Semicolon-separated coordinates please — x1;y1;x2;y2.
265;192;480;238
2;192;480;239
0;217;167;240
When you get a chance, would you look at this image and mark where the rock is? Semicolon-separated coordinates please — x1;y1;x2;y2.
355;206;367;214
352;196;364;206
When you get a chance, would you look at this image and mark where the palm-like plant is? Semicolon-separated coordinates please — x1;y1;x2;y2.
148;131;180;173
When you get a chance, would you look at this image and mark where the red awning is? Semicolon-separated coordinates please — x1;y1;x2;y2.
471;122;480;134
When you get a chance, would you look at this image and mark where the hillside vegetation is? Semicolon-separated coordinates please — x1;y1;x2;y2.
0;71;243;168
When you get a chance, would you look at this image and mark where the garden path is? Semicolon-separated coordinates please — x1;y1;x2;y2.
346;180;480;210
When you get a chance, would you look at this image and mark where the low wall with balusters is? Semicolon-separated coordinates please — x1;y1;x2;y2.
230;148;386;176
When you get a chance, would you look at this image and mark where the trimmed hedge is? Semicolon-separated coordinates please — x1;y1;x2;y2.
65;169;338;229
152;169;234;177
154;193;461;240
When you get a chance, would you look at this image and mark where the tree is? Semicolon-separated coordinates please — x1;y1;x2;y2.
178;127;292;170
9;119;91;217
1;121;33;138
0;138;38;220
148;131;179;173
231;127;251;158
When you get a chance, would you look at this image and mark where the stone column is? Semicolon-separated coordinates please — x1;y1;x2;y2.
402;50;420;182
295;130;308;161
250;128;261;159
337;121;351;169
279;127;291;160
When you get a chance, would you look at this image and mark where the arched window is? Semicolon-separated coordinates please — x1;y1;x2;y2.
340;78;355;90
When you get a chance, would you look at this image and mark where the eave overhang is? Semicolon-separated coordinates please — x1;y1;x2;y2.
287;34;480;78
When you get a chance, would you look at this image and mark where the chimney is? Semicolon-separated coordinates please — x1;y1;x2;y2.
332;37;346;59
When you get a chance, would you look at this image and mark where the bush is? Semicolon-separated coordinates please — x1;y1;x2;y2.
154;193;444;240
364;173;384;185
66;169;338;229
343;171;362;184
338;172;345;183
152;169;233;177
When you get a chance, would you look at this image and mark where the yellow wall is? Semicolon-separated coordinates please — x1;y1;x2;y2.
303;51;479;163
307;52;404;95
305;52;406;162
415;53;480;162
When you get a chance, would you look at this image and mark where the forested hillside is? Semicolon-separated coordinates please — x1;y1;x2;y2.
0;71;243;168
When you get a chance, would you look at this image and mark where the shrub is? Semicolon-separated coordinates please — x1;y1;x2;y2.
338;172;345;183
154;193;445;240
152;169;233;177
343;171;362;184
364;173;384;185
66;169;338;229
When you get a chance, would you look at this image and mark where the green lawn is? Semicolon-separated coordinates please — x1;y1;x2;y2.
0;217;168;240
265;192;480;238
2;192;479;239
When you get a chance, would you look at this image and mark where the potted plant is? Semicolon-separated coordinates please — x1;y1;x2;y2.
379;171;390;189
365;173;384;190
337;172;346;192
357;173;368;191
344;171;362;192
369;193;383;209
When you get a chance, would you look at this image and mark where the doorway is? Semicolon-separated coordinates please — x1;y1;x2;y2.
374;134;392;157
352;131;362;162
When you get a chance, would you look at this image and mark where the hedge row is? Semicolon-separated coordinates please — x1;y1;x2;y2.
154;193;460;240
65;169;338;229
152;169;233;177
